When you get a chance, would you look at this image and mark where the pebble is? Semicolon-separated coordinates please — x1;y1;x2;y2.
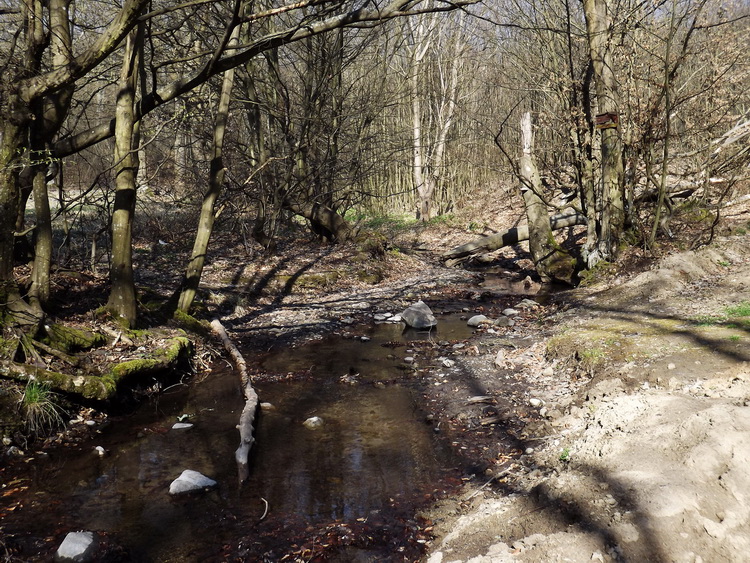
529;398;544;407
94;446;106;456
172;422;194;430
502;308;519;316
404;356;415;363
525;447;534;454
85;420;96;426
442;359;455;368
668;363;676;370
542;366;554;377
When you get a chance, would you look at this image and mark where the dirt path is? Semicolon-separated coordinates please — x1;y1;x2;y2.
424;235;750;563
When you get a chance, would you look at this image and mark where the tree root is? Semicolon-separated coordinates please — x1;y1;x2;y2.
0;336;192;400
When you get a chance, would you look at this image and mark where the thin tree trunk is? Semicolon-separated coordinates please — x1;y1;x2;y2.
519;113;577;284
106;26;142;327
178;25;240;313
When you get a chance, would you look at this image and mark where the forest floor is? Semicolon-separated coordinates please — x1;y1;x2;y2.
192;194;750;562
4;189;750;561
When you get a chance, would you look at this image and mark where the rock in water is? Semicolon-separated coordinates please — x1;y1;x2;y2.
169;469;217;494
303;416;325;430
55;531;98;562
467;314;490;327
401;300;437;329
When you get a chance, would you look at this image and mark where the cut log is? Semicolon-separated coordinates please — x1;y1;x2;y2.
210;319;259;485
444;212;587;263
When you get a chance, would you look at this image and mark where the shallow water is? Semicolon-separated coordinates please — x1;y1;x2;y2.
3;317;476;560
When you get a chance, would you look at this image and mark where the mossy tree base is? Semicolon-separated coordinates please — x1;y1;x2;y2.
0;336;192;400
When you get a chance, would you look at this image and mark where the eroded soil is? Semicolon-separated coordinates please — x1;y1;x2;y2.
424;236;750;563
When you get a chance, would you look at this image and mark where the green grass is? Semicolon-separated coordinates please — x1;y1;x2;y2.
729;335;741;342
21;381;64;436
579;347;605;372
724;301;750;317
693;315;722;326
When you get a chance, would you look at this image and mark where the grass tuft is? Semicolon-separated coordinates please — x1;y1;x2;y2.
20;380;65;436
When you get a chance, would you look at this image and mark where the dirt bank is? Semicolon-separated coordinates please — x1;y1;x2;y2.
425;234;750;563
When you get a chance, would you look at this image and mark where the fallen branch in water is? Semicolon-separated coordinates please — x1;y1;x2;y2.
210;319;259;485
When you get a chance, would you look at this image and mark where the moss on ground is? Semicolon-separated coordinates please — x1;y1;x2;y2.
44;324;105;353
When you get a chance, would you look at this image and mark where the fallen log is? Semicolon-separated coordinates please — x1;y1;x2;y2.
444;212;587;264
210;319;259;485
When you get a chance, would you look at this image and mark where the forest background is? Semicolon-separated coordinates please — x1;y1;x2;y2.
0;0;748;413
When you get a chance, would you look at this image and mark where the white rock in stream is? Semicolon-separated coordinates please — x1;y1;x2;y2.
55;531;98;562
169;470;217;494
467;314;490;327
171;422;194;430
303;416;325;430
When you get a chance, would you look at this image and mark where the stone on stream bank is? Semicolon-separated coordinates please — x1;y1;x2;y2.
303;416;325;430
168;470;217;494
54;531;98;562
400;300;437;329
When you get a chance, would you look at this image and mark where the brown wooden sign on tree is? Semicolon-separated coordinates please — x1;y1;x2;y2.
595;112;619;130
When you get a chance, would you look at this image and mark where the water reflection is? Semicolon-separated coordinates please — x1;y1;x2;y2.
3;319;464;560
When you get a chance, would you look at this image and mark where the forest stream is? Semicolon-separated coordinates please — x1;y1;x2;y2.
1;314;492;561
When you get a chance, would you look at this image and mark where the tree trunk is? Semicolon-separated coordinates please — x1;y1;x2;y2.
106;27;142;327
283;199;354;242
29;0;74;310
29;166;52;310
519;113;576;284
178;24;240;313
583;0;624;266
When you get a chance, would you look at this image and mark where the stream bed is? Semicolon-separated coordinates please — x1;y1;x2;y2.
1;315;479;561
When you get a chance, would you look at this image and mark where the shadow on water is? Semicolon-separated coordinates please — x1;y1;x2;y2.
1;316;480;561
